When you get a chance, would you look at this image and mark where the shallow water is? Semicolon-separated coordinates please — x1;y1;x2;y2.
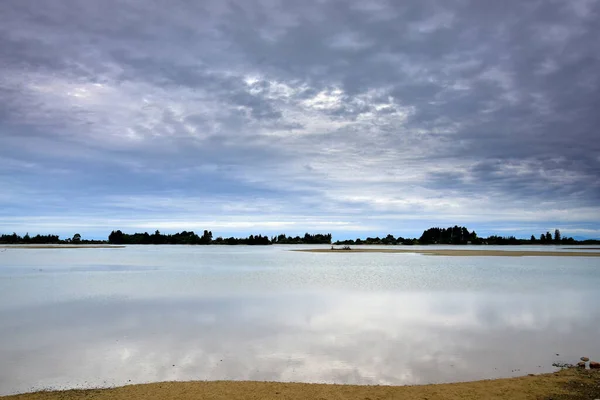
0;245;599;394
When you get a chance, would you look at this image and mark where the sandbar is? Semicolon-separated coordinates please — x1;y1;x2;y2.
295;248;600;257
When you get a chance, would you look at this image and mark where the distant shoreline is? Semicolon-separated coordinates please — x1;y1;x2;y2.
2;245;600;254
295;248;600;257
3;226;599;247
2;369;598;400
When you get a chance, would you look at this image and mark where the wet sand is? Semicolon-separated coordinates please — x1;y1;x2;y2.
0;245;124;249
295;248;600;257
3;369;599;400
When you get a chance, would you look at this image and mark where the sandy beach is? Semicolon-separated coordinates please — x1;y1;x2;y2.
3;369;599;400
295;248;600;257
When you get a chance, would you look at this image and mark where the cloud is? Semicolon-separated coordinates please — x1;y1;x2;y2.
1;0;599;238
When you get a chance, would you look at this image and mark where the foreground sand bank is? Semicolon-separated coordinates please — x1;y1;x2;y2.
295;248;600;257
3;369;599;400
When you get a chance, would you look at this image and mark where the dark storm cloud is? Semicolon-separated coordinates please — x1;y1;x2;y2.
0;0;599;236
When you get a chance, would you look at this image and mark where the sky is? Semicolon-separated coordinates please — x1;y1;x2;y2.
1;0;599;240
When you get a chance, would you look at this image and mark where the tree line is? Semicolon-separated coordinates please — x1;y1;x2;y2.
272;233;332;244
107;230;332;245
335;234;417;246
0;231;333;245
2;227;598;246
334;226;597;246
0;232;103;244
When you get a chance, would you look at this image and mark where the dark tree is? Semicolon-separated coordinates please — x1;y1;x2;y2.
108;230;125;244
419;226;472;245
200;230;213;244
383;234;395;244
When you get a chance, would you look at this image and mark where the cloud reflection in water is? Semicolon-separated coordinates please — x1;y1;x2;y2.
1;290;598;395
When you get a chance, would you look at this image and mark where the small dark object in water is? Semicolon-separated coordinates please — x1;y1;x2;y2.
331;246;352;251
552;362;575;369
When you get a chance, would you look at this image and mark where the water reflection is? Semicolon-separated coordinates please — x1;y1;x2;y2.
1;290;598;395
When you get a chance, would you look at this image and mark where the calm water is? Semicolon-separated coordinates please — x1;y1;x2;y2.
1;245;599;394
